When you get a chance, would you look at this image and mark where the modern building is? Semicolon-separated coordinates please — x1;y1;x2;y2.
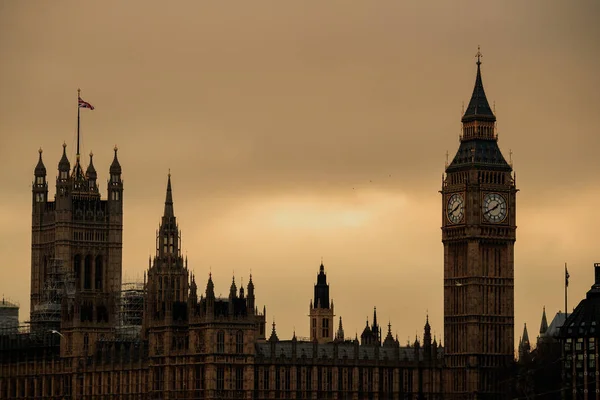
561;263;600;398
0;52;517;399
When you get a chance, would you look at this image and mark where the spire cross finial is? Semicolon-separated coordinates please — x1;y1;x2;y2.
445;151;449;167
476;46;482;65
78;88;81;96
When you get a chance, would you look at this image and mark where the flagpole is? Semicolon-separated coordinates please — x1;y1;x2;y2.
77;88;81;158
565;262;568;324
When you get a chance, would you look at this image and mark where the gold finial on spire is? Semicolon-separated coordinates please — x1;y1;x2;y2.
89;151;93;158
39;147;43;154
114;145;118;152
493;101;496;114
63;141;67;148
445;151;449;168
168;168;171;178
461;101;464;115
77;88;81;96
475;45;482;65
509;149;513;167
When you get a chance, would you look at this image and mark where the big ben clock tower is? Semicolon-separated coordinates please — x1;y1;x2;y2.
442;49;517;399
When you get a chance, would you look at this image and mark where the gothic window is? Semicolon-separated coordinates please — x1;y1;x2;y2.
322;318;329;338
83;333;89;352
217;330;225;353
194;365;202;390
43;256;48;281
95;255;103;290
216;367;225;391
67;333;73;355
84;255;92;290
285;368;291;391
236;330;244;354
74;255;82;290
235;367;244;391
263;368;270;390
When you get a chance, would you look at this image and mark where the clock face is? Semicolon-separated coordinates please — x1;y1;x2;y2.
447;193;464;224
483;193;507;223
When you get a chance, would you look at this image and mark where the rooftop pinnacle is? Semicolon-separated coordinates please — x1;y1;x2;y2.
164;172;174;218
462;46;496;123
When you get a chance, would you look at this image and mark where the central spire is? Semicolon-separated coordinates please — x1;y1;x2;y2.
164;171;174;218
156;172;180;260
462;46;496;123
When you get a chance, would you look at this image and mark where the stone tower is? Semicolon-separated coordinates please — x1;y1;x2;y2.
30;142;123;357
309;263;334;344
441;50;517;399
143;173;190;351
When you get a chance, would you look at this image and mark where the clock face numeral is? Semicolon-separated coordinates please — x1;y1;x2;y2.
483;193;507;223
447;193;464;224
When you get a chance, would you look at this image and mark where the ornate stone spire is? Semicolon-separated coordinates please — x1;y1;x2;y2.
462;46;496;123
163;172;174;218
35;148;46;176
110;145;122;174
539;306;548;335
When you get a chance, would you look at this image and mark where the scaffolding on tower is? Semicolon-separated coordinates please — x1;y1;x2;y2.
116;281;145;340
29;258;75;334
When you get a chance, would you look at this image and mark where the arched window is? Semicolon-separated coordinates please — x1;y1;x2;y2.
84;255;92;290
74;255;82;290
159;276;163;300
95;255;103;290
236;330;244;354
43;256;48;281
83;333;89;352
217;331;225;353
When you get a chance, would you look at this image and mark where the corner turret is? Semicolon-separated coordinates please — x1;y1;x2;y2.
86;152;98;192
108;146;123;213
33;148;48;207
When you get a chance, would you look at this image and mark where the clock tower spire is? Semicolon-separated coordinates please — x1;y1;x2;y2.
442;49;517;399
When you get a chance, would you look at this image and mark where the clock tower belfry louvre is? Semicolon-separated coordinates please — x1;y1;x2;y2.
442;50;517;399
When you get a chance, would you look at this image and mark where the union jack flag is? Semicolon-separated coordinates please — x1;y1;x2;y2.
78;97;95;110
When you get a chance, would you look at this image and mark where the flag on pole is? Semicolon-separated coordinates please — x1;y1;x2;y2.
78;97;95;110
565;265;570;287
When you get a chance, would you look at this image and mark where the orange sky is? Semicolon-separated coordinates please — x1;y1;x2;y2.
1;1;600;348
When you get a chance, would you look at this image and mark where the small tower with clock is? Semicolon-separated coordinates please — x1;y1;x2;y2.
441;48;517;399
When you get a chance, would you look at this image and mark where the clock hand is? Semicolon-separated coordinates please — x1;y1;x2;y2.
451;204;460;213
484;203;499;215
